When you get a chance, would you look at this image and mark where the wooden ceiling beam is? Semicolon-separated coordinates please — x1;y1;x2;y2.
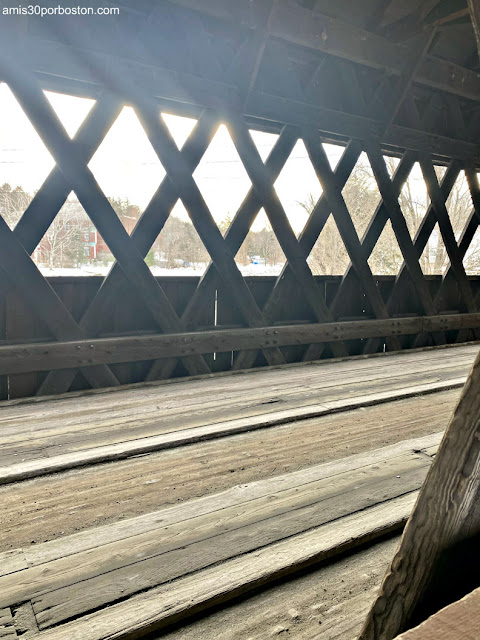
7;38;477;163
468;0;480;65
171;0;480;102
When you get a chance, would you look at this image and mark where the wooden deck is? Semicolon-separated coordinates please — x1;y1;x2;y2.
0;343;478;639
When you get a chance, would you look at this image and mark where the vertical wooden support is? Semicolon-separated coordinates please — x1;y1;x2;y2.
468;0;480;64
359;344;480;639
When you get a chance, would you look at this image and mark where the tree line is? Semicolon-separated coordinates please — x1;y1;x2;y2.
1;157;478;275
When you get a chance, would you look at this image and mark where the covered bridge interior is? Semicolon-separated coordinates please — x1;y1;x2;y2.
1;0;480;638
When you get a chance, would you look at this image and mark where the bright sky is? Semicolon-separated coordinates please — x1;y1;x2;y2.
0;82;348;234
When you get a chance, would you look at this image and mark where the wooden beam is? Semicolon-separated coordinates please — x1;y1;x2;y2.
365;0;392;31
304;150;418;362
0;217;119;390
247;92;478;162
171;0;480;101
233;139;363;371
237;0;278;106
0;312;479;375
12;95;122;253
149;125;300;380
393;587;480;639
0;54;212;379
11;39;480;163
365;142;439;318
380;29;437;136
303;134;402;351
468;0;480;64
359;344;480;639
38;111;219;395
227;117;348;358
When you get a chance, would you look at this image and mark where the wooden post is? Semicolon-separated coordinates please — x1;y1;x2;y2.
359;343;480;639
468;0;480;64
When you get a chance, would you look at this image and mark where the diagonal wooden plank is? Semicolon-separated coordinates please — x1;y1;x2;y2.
465;166;480;303
0;216;118;390
147;125;299;381
390;162;461;312
378;29;436;137
401;93;477;332
359;346;480;640
364;161;461;353
303;133;402;351
365;142;440;316
38;27;287;374
301;64;437;361
38;111;219;395
13;94;122;253
0;95;123;393
448;211;480;344
233;139;363;371
352;94;450;358
468;0;480;63
419;155;477;312
326;87;445;357
227;117;349;359
134;104;286;366
0;60;211;380
303;149;417;363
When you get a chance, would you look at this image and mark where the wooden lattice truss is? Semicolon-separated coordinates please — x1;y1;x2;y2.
0;0;480;396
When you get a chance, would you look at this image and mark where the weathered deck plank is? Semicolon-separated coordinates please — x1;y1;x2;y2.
0;432;437;635
0;344;476;638
0;343;475;482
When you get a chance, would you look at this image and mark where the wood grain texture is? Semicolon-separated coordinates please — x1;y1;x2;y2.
22;496;417;640
0;343;472;484
359;345;480;639
0;609;16;639
0;432;438;635
1;314;478;376
393;586;480;640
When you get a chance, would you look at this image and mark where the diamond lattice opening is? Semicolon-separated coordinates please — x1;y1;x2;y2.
385;155;400;178
323;143;345;171
148;199;209;275
342;152;381;240
193;124;252;232
419;223;446;275
434;165;448;182
235;208;286;276
463;226;480;275
368;220;403;275
33;192;101;274
250;130;279;162
444;170;472;240
44;91;95;139
88;106;165;231
162;112;198;150
0;83;55;230
398;162;430;240
308;214;349;276
274;139;322;238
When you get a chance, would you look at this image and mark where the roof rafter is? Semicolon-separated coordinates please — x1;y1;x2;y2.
171;0;480;102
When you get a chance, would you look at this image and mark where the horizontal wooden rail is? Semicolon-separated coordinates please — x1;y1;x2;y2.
1;313;480;377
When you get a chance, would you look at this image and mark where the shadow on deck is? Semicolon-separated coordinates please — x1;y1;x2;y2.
0;343;477;639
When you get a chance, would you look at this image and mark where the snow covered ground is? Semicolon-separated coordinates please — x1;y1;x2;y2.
39;262;285;278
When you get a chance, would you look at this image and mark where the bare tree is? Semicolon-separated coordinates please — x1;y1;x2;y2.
36;200;89;268
301;156;382;275
0;183;32;229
